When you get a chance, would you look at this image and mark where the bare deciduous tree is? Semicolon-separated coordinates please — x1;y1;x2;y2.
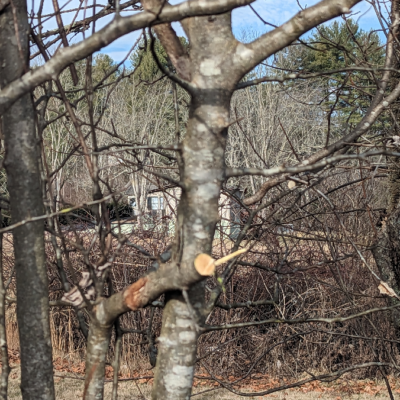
7;1;400;400
0;1;55;399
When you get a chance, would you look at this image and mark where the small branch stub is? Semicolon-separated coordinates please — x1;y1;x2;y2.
194;248;247;276
378;281;400;300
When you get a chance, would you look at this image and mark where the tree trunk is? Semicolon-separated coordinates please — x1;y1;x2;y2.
83;322;112;400
150;13;236;398
372;161;400;332
150;98;232;398
371;216;400;331
0;1;55;399
371;0;400;333
152;291;200;400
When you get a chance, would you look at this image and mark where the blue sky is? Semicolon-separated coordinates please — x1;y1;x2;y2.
35;0;383;62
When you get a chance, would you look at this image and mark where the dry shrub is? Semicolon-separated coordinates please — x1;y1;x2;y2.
3;170;396;383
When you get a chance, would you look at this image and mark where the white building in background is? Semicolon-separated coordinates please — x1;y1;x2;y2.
125;184;243;240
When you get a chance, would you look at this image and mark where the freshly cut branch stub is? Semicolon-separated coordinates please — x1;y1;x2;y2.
194;248;247;276
378;281;400;299
194;254;215;276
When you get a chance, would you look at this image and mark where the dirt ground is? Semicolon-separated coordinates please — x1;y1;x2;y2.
4;357;396;399
5;373;395;399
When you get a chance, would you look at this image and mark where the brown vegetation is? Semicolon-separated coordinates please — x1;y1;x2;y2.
3;0;400;399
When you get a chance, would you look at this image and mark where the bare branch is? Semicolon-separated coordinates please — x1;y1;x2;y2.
204;304;400;332
235;0;363;75
0;0;254;116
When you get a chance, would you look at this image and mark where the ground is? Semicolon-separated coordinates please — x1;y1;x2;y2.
4;353;397;399
5;369;396;399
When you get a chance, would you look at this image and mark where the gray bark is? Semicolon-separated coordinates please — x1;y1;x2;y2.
84;322;112;400
371;0;400;332
70;1;368;398
0;1;55;399
147;2;366;397
152;293;200;400
371;219;400;330
149;12;236;399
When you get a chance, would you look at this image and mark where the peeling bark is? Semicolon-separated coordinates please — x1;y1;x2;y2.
123;277;148;310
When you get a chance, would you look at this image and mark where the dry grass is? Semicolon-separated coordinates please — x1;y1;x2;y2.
4;367;393;400
6;379;393;399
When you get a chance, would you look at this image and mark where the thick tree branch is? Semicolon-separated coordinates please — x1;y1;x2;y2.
227;151;400;180
236;0;400;206
142;0;192;81
235;0;363;74
153;24;192;80
242;73;400;205
89;260;203;327
0;0;254;116
240;0;398;205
